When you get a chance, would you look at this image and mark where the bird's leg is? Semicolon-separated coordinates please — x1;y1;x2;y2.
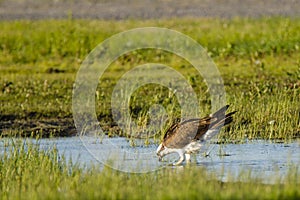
173;152;185;166
185;154;191;163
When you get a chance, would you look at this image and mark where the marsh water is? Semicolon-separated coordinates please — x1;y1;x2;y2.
1;136;299;183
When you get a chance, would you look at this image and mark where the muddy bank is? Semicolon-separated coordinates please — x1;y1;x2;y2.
0;114;124;138
0;0;300;20
0;116;76;137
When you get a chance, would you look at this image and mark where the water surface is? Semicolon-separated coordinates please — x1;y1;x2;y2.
1;137;299;183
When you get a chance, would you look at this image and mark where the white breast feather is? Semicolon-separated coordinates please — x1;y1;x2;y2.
183;141;202;153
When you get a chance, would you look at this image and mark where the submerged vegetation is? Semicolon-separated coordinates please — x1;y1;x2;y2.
0;17;300;140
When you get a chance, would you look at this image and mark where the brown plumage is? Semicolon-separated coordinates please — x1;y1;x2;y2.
162;105;236;148
156;105;236;165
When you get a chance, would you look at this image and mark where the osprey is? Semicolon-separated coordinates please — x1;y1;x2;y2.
156;105;236;165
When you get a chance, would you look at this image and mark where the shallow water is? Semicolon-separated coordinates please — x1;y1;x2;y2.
1;136;299;183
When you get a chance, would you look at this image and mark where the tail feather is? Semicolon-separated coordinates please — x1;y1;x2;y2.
211;110;237;129
211;105;230;118
202;110;236;141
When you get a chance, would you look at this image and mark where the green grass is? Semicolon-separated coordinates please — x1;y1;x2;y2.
0;17;299;139
0;17;300;199
0;140;299;200
0;17;299;200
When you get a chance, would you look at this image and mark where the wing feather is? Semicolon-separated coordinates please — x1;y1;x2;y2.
163;105;235;148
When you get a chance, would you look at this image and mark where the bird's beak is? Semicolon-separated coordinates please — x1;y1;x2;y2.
157;153;162;161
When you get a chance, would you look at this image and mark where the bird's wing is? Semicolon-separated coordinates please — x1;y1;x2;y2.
163;105;235;148
163;118;211;148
